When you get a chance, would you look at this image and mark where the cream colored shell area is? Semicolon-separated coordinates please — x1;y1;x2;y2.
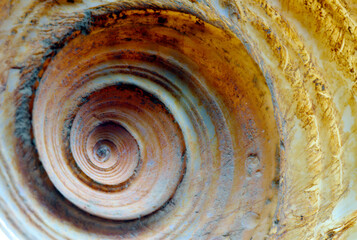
0;0;356;240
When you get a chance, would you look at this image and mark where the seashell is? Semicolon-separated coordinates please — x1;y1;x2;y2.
0;0;356;239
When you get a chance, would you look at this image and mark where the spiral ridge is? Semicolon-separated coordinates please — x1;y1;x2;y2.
1;7;281;239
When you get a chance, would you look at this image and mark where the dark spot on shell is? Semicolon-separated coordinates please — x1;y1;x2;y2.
158;17;167;24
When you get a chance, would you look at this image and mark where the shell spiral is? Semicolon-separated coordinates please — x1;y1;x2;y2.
31;8;278;234
1;0;357;239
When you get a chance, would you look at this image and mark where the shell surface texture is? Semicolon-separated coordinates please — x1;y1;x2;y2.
0;0;357;239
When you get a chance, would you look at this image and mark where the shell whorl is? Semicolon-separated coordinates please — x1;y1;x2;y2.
30;9;278;228
1;0;356;239
0;9;278;238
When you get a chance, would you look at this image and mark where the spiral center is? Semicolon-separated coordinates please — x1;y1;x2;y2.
70;119;141;186
93;141;111;162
